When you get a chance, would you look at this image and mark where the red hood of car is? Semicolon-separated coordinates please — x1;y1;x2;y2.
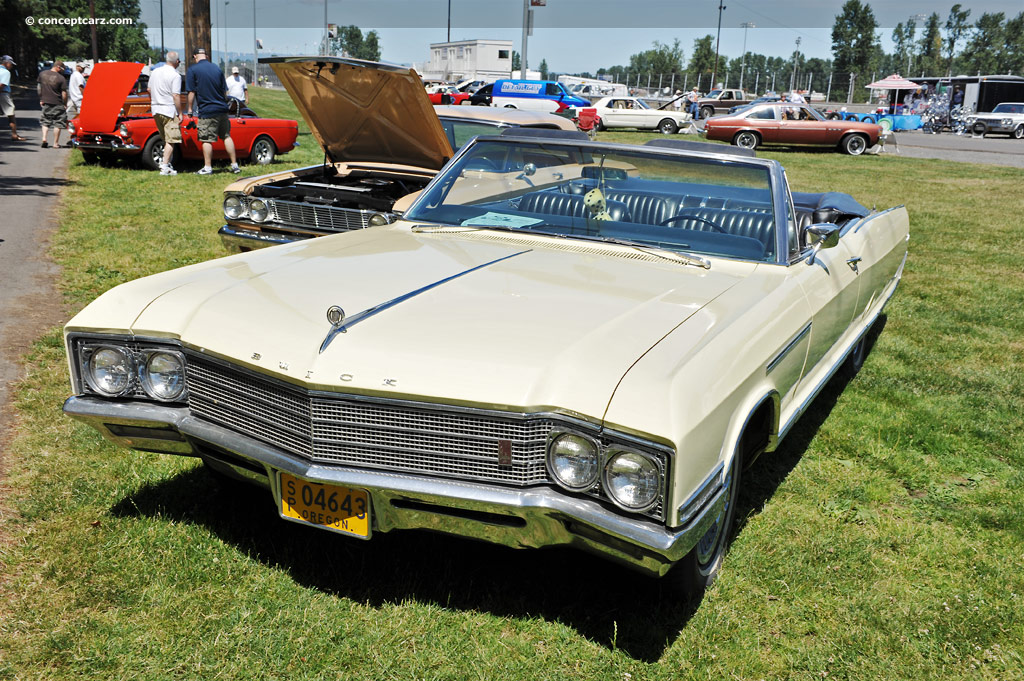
78;62;144;133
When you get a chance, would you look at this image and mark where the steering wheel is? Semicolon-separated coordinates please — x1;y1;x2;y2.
659;214;726;233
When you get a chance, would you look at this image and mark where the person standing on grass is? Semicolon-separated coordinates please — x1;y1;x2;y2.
185;48;239;175
66;62;86;119
149;52;183;175
226;66;248;107
37;60;68;148
0;55;26;140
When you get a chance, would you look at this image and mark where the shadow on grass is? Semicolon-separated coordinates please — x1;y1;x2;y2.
109;319;886;661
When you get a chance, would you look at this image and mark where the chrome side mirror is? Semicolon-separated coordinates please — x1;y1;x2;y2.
805;223;840;264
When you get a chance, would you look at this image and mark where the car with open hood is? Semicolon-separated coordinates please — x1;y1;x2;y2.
68;61;299;169
63;131;909;596
218;57;577;253
589;96;693;134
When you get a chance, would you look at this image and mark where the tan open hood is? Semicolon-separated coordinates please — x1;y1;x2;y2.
265;57;453;169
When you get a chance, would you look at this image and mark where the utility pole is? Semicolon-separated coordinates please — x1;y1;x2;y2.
790;36;801;92
712;0;726;88
739;22;754;91
183;0;212;68
907;14;926;75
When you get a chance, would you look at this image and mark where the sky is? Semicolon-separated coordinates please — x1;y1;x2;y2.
138;0;1023;74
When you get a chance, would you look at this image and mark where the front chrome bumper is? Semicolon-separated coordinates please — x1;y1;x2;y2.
64;395;724;576
69;137;140;153
218;224;308;253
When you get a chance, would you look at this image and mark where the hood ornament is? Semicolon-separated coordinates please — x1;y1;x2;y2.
326;306;345;325
318;249;533;355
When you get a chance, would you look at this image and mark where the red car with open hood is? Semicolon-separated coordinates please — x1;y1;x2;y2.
69;62;299;169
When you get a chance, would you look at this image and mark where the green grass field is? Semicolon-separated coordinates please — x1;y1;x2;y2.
1;89;1022;679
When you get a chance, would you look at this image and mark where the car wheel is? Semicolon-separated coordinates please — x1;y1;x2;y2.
141;134;164;170
249;135;276;165
733;130;760;150
504;104;517;109
700;106;715;120
1013;124;1024;140
658;118;678;134
825;111;840;120
971;121;988;137
595;117;605;132
671;451;742;596
81;150;99;165
841;134;868;156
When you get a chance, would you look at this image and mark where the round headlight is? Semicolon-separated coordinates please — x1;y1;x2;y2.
603;451;660;511
85;346;135;396
368;212;394;227
119;123;130;136
224;195;244;219
249;198;269;222
547;433;599;491
140;351;186;401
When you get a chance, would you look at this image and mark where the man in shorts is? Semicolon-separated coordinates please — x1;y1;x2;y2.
148;52;183;175
66;62;86;119
0;55;26;141
185;47;238;175
38;60;68;148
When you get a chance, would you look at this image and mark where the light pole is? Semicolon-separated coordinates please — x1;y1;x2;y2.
907;14;926;75
223;1;229;69
252;0;258;84
712;0;726;88
790;36;801;92
739;21;754;91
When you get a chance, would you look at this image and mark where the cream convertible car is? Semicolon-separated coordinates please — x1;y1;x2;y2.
63;132;909;593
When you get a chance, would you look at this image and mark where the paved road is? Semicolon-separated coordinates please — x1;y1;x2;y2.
0;98;71;454
887;130;1024;168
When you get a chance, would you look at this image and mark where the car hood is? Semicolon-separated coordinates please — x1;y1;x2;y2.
78;61;143;133
71;228;752;420
266;57;453;169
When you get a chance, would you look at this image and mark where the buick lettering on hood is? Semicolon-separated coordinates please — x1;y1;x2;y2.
63;127;909;595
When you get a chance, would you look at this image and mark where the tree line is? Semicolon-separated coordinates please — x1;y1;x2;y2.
0;0;154;72
559;2;1024;101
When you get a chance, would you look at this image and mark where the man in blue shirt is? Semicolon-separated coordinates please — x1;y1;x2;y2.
185;48;239;174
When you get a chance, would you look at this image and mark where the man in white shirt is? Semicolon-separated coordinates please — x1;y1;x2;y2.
1;55;26;141
147;52;183;175
226;66;248;107
67;62;86;118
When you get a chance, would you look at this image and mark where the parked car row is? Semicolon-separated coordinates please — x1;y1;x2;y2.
63;56;909;597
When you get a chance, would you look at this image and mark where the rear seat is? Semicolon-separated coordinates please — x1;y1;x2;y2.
518;191;631;222
663;208;775;249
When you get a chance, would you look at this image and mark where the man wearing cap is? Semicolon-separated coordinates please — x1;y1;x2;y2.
67;62;87;119
185;47;239;175
226;66;248;107
149;51;183;175
0;55;27;141
37;60;68;148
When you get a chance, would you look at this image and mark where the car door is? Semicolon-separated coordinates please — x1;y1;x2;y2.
778;106;828;145
787;208;863;381
834;207;910;323
601;99;628;126
225;113;257;158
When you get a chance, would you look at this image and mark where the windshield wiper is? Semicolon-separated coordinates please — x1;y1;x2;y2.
568;233;712;269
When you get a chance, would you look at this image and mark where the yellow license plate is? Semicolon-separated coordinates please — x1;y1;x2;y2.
279;473;370;538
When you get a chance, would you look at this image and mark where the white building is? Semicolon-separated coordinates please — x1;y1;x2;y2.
415;39;514;82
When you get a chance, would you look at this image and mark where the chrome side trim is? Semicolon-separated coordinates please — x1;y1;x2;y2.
766;322;812;374
319;249;533;352
676;462;723;526
62;395;717;576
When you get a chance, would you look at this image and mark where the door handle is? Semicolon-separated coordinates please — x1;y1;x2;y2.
846;256;862;273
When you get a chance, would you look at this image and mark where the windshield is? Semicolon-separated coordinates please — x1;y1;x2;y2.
993;103;1024;114
405;139;779;263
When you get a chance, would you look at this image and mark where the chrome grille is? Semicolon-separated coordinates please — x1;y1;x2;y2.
186;357;550;485
184;356;665;519
269;199;371;233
